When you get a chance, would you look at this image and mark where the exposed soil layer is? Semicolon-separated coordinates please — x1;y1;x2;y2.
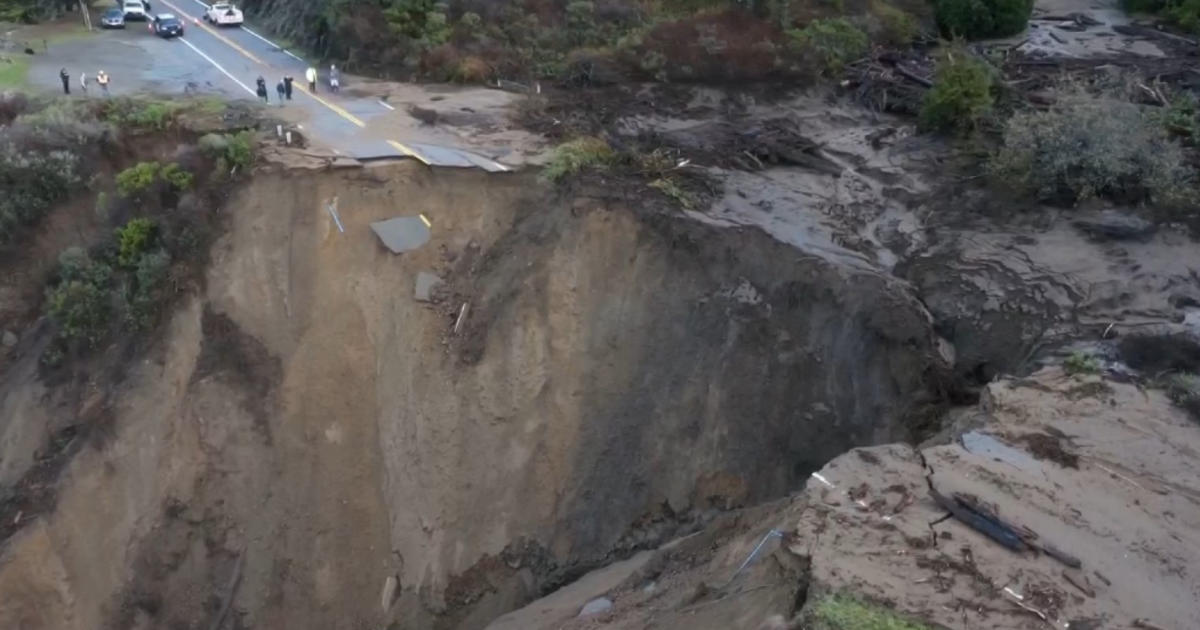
0;161;950;630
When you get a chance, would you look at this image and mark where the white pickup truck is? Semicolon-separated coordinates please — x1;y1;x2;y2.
204;2;244;26
121;0;149;20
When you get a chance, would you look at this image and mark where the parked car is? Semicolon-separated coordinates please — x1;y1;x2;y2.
121;0;149;20
204;2;244;26
99;7;125;28
150;13;184;38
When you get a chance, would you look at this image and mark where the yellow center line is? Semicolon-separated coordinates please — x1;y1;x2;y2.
160;0;434;164
388;140;431;166
159;0;367;128
160;0;262;63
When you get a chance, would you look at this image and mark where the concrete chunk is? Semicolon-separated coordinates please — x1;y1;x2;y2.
414;272;443;302
578;597;612;617
371;216;431;254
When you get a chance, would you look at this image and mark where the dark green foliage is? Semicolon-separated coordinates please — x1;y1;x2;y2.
919;51;994;134
45;248;113;347
542;137;616;182
1064;351;1100;375
934;0;1033;39
1122;0;1200;33
990;92;1191;205
127;249;172;330
115;162;195;198
788;18;869;74
0;146;80;243
102;98;180;131
1161;92;1200;144
116;218;155;268
160;163;194;190
116;162;162;198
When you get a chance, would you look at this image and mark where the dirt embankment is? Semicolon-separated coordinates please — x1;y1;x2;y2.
495;368;1200;630
0;159;950;630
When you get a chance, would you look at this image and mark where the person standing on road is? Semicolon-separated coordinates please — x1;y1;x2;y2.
305;66;317;93
329;64;340;92
275;79;285;105
255;76;269;103
96;70;110;96
283;75;294;100
79;71;88;95
59;68;70;95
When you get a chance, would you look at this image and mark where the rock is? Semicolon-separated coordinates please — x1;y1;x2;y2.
578;597;612;617
414;272;443;303
77;389;106;421
1072;211;1156;241
1170;293;1200;310
1;330;15;347
1118;330;1200;372
380;575;398;612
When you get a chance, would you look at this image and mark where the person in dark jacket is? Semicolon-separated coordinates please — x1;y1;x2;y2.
275;79;286;105
59;68;70;94
255;76;268;103
283;75;294;100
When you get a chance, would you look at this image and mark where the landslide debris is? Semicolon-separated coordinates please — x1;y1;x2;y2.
495;368;1200;630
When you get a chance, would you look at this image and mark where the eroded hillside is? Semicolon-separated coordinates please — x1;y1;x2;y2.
0;159;953;629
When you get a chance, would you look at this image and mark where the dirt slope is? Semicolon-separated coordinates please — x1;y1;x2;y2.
496;368;1200;630
0;160;949;630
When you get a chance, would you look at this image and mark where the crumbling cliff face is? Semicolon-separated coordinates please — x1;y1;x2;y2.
491;368;1200;630
0;160;949;630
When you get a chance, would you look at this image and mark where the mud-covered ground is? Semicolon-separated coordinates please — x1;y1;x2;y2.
2;0;1200;627
494;368;1200;630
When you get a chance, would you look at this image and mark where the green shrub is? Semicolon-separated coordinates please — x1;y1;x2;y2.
934;0;1033;39
872;0;919;45
223;131;255;171
989;92;1191;205
919;52;994;134
160;163;194;190
116;162;162;198
649;177;696;209
567;0;599;45
14;99;111;147
127;249;172;330
45;248;113;347
788;18;869;75
1122;0;1200;33
1064;350;1100;375
542;137;617;182
382;0;450;47
0;146;80;243
1160;91;1200;144
1164;372;1200;420
199;131;254;174
812;595;932;630
101;98;179;130
116;218;155;268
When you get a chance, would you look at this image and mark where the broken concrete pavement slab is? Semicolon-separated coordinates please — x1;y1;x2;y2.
371;216;431;253
961;431;1042;473
578;597;612;617
414;271;443;302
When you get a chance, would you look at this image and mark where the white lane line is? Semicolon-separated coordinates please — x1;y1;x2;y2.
377;100;395;111
178;36;256;96
189;0;306;62
240;25;304;62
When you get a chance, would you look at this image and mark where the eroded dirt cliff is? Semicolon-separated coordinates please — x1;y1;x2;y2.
0;160;951;630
